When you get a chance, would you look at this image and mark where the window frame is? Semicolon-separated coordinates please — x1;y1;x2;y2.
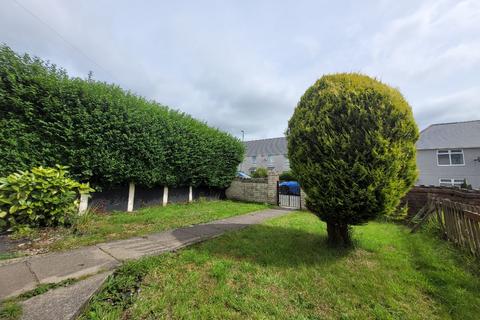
267;154;273;164
436;149;465;166
439;178;465;187
251;156;257;164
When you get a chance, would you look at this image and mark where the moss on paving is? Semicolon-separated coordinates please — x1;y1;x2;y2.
81;212;480;320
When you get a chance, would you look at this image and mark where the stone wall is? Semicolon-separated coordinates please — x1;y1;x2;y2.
300;189;307;210
403;186;480;216
226;172;279;204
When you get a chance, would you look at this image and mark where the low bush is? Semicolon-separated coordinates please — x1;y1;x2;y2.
0;166;93;230
279;170;296;181
251;167;268;178
287;73;418;246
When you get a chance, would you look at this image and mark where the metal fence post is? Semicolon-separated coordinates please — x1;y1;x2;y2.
276;181;279;206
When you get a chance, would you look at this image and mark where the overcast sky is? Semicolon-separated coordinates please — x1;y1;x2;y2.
1;0;479;140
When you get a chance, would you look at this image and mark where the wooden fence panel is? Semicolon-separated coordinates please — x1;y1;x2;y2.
430;198;480;257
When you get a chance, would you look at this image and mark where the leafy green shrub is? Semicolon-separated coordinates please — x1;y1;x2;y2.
287;73;419;246
251;167;268;178
384;204;409;223
0;45;243;189
9;225;36;240
0;166;93;230
279;170;296;181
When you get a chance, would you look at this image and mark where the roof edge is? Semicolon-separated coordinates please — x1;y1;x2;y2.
244;137;286;143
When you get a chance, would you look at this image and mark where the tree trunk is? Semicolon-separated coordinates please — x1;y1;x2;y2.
326;222;352;247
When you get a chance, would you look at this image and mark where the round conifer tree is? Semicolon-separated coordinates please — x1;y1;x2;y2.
287;73;418;246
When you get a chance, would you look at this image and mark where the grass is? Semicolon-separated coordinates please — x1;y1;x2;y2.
0;302;21;320
5;200;269;254
82;212;480;320
0;252;23;261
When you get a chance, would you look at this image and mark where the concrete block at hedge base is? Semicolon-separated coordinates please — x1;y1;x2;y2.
78;193;89;215
21;271;112;320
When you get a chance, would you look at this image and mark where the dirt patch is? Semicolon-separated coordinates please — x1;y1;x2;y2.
0;229;66;257
345;249;378;270
0;234;29;253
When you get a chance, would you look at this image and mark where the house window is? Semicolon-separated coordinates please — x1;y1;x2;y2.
251;156;256;164
439;178;465;187
266;155;274;169
437;149;464;166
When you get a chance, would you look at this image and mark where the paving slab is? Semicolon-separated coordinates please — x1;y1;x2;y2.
0;261;37;300
208;216;265;231
28;246;119;284
176;224;225;238
206;222;250;231
147;228;201;246
21;272;111;320
210;215;264;226
97;237;170;261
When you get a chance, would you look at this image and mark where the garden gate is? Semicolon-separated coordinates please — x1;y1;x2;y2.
277;181;301;209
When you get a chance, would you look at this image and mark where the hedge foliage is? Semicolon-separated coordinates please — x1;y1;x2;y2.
279;170;296;181
0;166;93;229
287;73;419;229
0;45;244;189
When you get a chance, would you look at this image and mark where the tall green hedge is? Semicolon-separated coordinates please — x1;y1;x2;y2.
0;45;243;188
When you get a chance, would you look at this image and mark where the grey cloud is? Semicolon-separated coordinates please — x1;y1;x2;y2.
0;0;479;140
415;88;480;129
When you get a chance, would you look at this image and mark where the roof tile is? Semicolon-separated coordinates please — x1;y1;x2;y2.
244;137;287;156
417;120;480;149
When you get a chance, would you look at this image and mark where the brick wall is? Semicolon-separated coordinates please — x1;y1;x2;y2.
226;172;279;204
403;186;480;216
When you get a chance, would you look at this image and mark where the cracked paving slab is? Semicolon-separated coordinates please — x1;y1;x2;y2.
28;246;119;284
21;272;112;320
0;261;38;300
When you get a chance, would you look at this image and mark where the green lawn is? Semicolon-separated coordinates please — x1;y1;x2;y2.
6;200;269;254
82;212;480;320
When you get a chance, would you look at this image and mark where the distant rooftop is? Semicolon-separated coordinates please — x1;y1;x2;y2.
244;137;287;156
417;120;480;150
245;120;480;154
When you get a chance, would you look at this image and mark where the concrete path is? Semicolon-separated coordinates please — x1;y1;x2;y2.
21;272;112;320
0;209;287;305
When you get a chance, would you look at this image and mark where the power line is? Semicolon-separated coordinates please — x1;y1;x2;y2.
11;0;118;81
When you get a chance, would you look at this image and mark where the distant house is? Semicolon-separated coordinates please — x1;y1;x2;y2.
416;120;480;189
242;121;480;189
239;137;289;174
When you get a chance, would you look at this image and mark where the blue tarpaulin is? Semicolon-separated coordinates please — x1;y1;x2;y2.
279;181;300;195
